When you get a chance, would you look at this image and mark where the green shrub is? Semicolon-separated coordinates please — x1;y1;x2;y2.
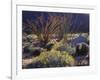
31;50;75;68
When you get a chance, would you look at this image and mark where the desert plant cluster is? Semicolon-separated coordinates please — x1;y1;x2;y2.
22;11;89;69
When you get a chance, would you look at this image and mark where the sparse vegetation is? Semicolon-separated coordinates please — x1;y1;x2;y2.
23;50;75;68
22;11;89;69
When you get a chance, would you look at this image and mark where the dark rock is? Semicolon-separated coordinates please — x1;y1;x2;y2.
45;43;54;51
75;42;89;57
23;46;31;53
30;49;41;57
23;46;41;58
73;42;89;66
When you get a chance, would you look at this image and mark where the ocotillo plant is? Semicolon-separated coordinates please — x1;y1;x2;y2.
23;13;72;46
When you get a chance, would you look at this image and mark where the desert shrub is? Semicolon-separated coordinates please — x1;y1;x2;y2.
27;50;75;68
